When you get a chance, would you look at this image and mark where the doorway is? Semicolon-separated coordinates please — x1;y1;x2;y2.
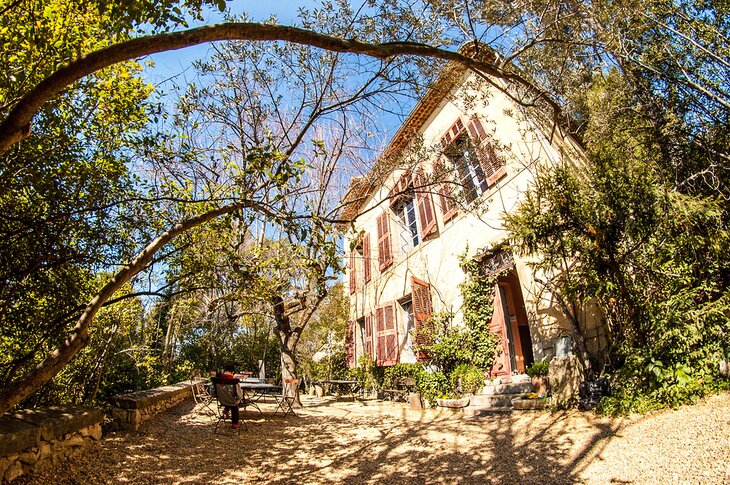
489;269;534;376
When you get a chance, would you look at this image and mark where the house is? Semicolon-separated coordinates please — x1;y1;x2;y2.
339;47;604;377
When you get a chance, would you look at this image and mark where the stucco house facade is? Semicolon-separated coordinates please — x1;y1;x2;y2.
340;51;604;377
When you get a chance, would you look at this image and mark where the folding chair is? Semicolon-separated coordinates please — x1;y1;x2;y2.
274;378;300;417
191;377;213;406
210;377;247;434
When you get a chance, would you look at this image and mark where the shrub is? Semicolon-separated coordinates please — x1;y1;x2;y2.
526;360;550;378
347;356;383;394
450;363;484;395
382;363;422;389
415;370;450;404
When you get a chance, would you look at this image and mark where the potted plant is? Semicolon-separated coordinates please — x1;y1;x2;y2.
525;360;550;395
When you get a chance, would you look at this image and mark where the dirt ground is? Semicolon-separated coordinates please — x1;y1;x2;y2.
16;391;730;484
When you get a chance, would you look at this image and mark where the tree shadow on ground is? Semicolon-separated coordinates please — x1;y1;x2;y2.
17;396;624;484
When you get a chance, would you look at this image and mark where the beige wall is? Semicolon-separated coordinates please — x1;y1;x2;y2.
345;72;603;367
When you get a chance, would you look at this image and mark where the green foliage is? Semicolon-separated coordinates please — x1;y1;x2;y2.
415;370;450;404
347;356;383;394
526;360;549;378
382;363;423;389
416;253;499;375
449;364;484;395
506;72;730;413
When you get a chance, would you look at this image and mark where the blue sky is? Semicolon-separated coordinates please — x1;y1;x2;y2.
144;1;319;83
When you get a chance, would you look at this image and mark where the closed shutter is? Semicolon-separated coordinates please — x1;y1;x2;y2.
365;313;374;359
411;277;433;362
467;117;507;186
375;303;398;366
376;212;392;270
346;320;356;368
363;233;371;283
414;170;437;238
349;249;356;294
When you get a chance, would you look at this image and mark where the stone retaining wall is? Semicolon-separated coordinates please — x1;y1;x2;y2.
109;379;200;431
0;405;102;482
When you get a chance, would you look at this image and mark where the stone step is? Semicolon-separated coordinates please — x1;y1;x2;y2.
462;405;513;417
469;393;516;408
480;381;534;396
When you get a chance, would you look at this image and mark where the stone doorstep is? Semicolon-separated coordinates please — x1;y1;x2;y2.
469;394;518;408
462;406;513;417
481;381;535;396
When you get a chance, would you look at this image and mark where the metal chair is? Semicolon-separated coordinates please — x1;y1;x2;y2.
210;377;247;434
274;378;300;417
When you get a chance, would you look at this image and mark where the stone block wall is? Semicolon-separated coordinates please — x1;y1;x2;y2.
0;406;102;482
109;379;199;431
549;355;584;406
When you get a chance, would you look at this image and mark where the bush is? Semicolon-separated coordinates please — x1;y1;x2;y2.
526;360;550;378
450;364;484;395
382;363;423;389
347;356;383;394
415;370;450;404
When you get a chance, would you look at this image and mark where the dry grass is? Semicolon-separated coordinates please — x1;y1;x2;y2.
16;392;730;484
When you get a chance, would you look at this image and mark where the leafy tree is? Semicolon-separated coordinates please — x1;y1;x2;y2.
505;74;730;409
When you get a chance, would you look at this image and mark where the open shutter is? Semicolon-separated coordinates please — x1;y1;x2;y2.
440;118;466;148
365;313;374;359
433;159;458;222
467;117;507;186
411;277;434;362
349;249;356;294
345;320;356;368
375;307;385;366
375;303;398;366
376;212;392;270
363;233;371;283
414;170;437;239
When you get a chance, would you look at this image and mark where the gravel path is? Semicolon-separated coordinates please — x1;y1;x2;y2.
16;391;730;484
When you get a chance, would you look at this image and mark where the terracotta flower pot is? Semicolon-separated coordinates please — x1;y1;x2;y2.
531;376;549;395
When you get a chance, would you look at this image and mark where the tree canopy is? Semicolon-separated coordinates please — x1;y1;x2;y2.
0;0;727;415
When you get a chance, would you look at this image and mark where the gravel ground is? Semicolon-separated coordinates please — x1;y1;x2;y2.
15;391;730;484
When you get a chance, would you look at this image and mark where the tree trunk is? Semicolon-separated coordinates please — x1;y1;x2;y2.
279;330;302;407
0;202;246;416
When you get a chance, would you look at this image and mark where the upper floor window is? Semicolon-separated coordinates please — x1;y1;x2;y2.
394;195;420;252
447;135;488;204
439;116;507;208
388;170;437;255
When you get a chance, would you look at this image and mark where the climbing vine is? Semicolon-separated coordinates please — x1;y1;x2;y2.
415;248;499;374
458;250;499;371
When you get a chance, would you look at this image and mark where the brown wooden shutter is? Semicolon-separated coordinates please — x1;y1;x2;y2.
376;212;392;270
346;320;356;368
414;170;437;238
411;277;433;362
375;303;398;366
349;249;356;294
364;313;374;359
362;233;371;283
440;118;466;148
467;117;507;186
434;158;458;222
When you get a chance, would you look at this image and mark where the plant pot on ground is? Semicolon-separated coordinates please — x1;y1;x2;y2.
525;360;550;395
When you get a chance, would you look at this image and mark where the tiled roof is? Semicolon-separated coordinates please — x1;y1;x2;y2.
338;44;498;225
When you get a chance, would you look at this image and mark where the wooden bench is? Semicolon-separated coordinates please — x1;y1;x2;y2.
382;377;416;402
